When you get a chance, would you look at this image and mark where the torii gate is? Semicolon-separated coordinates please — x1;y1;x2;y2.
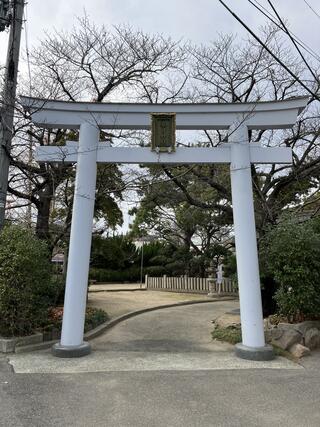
21;96;308;361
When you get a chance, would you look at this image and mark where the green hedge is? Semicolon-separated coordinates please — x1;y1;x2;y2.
0;226;53;337
89;267;141;282
89;265;168;283
260;216;320;321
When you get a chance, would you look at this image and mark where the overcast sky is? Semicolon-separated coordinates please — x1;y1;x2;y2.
1;0;319;232
1;0;320;72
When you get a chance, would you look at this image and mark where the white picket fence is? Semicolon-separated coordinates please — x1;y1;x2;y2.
145;275;238;295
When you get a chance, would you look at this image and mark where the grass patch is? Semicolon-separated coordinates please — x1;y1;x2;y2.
211;326;299;363
211;326;242;345
272;344;299;362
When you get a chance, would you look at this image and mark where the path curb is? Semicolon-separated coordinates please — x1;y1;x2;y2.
89;288;146;293
15;297;237;354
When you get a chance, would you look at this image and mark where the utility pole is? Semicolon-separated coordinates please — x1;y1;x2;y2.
0;0;25;229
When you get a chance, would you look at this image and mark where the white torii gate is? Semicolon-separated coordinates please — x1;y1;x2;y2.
21;96;308;361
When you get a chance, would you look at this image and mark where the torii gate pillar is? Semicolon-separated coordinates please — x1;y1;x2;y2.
229;124;273;360
52;122;99;357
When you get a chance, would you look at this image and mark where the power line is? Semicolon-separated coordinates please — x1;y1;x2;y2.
23;2;32;95
218;0;319;101
303;0;320;20
248;0;320;63
266;0;319;83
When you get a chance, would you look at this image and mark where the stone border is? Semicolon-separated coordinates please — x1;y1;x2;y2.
89;288;146;293
14;297;236;353
0;333;43;353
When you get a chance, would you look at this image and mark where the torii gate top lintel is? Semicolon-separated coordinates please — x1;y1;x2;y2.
20;95;308;130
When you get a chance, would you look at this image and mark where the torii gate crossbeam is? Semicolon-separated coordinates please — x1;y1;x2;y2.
21;96;308;361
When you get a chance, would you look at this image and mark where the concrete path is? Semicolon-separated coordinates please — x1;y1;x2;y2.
89;283;146;292
9;301;300;374
2;300;320;426
87;287;210;319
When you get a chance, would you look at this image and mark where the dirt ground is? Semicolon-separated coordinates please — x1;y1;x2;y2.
87;283;212;318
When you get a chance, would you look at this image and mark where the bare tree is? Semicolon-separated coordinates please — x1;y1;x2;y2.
132;28;320;248
6;17;185;252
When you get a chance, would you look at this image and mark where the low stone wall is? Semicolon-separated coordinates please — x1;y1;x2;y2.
0;333;43;353
265;319;320;358
213;312;320;358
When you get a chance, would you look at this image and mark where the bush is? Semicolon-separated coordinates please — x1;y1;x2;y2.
260;217;320;321
89;267;141;282
84;307;109;332
45;306;108;333
144;265;167;277
0;225;52;337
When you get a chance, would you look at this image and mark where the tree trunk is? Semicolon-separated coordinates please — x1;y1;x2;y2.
36;185;53;246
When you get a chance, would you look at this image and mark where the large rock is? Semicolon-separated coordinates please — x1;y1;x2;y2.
215;313;241;329
272;328;302;350
266;327;283;341
289;343;311;358
291;321;320;336
304;328;320;350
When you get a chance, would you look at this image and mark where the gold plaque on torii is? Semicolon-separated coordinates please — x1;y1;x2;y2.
151;113;176;152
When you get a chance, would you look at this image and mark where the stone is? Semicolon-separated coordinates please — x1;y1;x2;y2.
304;328;320;350
235;343;275;361
289;343;311;358
0;332;43;353
215;314;241;329
0;337;17;353
272;329;302;350
293;321;320;336
15;332;43;348
268;327;284;341
52;341;91;358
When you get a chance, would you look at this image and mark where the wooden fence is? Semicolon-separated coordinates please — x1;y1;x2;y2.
145;275;238;295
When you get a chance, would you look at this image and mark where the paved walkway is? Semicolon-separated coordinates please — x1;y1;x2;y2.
2;290;320;427
10;301;300;374
87;286;213;318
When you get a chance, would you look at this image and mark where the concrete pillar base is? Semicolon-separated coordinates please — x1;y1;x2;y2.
51;342;91;358
235;343;274;361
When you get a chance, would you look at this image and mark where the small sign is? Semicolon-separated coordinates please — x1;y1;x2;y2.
151;113;176;152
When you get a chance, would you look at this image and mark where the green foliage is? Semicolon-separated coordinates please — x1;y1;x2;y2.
0;226;52;337
91;235;138;270
89;267;141;282
129;163;233;276
90;235;233;281
84;308;109;332
211;326;296;361
44;307;108;335
223;254;237;278
211;326;242;345
260;216;320;321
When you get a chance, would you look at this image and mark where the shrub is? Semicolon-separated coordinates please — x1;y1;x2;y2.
89;267;141;283
45;306;108;333
260;217;320;321
144;265;167;277
84;307;109;332
0;225;52;337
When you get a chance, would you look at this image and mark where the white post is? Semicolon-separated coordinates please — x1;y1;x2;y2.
52;122;99;357
229;123;274;360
